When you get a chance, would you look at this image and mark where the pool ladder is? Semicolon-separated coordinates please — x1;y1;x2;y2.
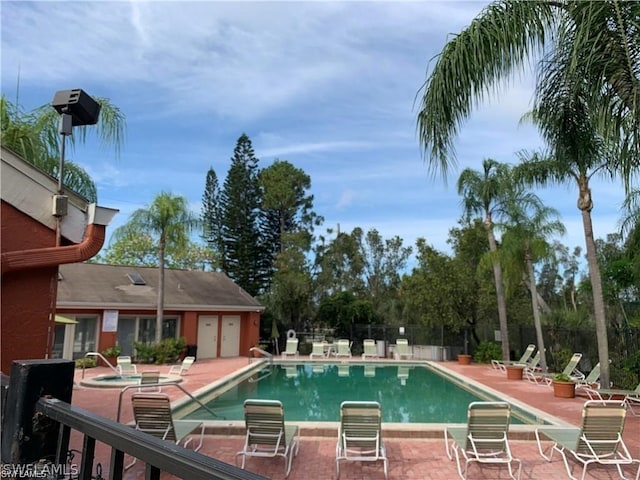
248;346;273;365
116;382;222;422
248;366;273;383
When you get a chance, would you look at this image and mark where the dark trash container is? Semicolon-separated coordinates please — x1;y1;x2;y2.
186;344;198;360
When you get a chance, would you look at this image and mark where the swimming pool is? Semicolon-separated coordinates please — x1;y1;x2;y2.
181;362;542;424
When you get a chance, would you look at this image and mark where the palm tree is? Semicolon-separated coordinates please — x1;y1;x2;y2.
457;158;538;360
499;197;566;372
0;94;125;201
417;1;639;174
112;192;200;343
417;0;639;391
514;54;623;384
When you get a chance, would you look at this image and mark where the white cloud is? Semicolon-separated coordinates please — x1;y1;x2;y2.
2;0;629;267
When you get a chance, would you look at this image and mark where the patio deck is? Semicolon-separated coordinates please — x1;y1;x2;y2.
70;357;640;479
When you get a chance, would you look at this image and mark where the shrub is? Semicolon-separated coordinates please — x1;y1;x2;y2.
154;337;186;364
472;341;502;364
553;373;573;382
75;357;96;369
134;337;187;364
549;347;573;373
611;367;639;390
298;342;312;356
133;342;156;363
623;350;640;377
101;345;121;357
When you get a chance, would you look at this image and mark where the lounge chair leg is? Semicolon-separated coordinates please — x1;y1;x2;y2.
444;430;454;460
124;457;136;471
508;458;522;480
285;450;293;478
450;446;466;480
535;430;555;462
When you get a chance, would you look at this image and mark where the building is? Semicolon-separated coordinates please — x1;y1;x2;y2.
55;263;263;360
1;146;118;374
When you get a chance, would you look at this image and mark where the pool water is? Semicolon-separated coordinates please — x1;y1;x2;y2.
183;363;521;424
79;373;181;388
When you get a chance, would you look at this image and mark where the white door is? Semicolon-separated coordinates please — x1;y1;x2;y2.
220;315;240;357
197;316;218;359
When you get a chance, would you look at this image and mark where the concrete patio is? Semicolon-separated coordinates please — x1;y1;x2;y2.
69;357;640;480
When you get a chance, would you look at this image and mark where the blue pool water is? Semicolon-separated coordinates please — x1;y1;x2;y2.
182;363;525;424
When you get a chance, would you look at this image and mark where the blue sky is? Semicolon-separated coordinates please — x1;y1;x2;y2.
1;1;626;264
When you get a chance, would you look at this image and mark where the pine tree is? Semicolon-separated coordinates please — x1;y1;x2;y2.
201;167;224;270
259;160;319;283
219;134;265;296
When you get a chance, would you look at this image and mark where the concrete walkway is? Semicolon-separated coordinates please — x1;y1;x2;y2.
70;357;640;479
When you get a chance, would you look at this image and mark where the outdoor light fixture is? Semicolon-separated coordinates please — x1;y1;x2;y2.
52;89;101;127
50;88;101;196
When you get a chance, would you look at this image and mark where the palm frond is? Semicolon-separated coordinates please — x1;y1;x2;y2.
416;0;558;176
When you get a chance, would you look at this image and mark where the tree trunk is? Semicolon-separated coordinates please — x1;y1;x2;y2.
156;240;166;344
581;207;610;389
486;224;510;361
525;247;547;372
522;275;551;314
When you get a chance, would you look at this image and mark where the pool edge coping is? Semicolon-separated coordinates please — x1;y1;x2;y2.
172;359;574;437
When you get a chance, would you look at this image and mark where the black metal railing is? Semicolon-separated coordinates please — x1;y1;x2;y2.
36;397;268;480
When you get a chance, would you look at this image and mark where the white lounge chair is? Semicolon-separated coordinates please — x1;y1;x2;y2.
336;401;388;479
445;401;521;480
491;344;535;372
138;370;161;392
236;399;300;478
116;356;137;375
527;353;584;386
361;339;378;359
574;363;601;393
586;382;640;416
168;356;195;376
282;338;299;358
535;400;640;480
310;341;326;359
335;339;352;358
394;339;413;360
127;393;204;469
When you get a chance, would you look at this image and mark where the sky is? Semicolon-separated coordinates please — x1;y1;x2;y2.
1;1;627;266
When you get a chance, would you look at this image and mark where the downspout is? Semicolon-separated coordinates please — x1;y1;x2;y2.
1;204;117;274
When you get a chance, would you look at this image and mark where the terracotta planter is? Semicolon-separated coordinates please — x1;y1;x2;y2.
457;354;472;365
552;380;576;398
506;366;524;380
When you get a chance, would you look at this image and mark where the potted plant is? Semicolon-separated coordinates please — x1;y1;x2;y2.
101;345;122;367
506;365;525;380
552;373;576;398
457;354;472;365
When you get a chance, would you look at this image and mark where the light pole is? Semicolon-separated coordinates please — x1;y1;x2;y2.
50;89;101;244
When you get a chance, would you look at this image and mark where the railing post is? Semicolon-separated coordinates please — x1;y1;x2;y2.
1;359;74;464
79;435;96;480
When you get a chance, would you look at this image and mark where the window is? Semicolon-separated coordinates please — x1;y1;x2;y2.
51;325;65;359
137;317;179;344
73;316;98;359
127;272;146;285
